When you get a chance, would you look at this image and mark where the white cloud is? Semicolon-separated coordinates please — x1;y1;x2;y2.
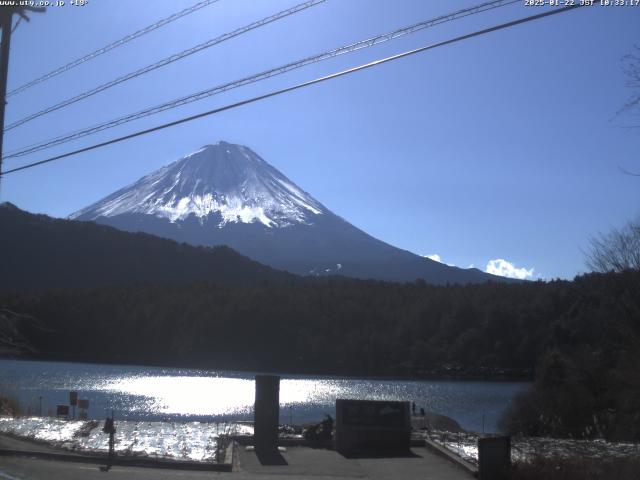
486;258;534;280
424;254;455;267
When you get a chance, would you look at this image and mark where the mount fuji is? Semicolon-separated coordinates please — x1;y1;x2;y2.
71;141;505;284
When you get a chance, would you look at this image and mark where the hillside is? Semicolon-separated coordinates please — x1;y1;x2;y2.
0;202;294;291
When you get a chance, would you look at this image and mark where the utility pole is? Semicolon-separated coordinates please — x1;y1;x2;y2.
0;5;45;189
0;8;13;185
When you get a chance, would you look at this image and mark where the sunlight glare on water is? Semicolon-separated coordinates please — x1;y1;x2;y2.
105;376;255;416
1;360;529;431
104;376;354;417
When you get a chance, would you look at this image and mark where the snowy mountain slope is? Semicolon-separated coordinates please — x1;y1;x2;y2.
71;141;510;284
71;141;326;227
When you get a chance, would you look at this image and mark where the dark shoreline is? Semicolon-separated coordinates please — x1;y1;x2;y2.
1;354;533;382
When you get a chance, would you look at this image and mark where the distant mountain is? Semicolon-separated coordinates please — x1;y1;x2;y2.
0;202;293;291
71;141;510;284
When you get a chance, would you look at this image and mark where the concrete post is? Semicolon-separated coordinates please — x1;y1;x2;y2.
254;375;280;452
478;435;511;480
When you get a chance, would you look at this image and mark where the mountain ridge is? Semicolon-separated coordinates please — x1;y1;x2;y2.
0;202;295;291
71;141;516;285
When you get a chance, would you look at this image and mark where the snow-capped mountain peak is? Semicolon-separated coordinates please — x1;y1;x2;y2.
70;141;509;284
70;141;327;228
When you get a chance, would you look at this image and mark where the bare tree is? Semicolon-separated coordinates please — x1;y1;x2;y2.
586;219;640;272
0;308;39;355
588;47;640;270
620;45;640;118
617;46;640;176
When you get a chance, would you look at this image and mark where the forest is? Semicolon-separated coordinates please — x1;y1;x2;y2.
2;204;639;440
2;268;639;440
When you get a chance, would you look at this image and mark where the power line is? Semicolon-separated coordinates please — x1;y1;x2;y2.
6;0;222;98
1;4;585;178
4;0;326;132
4;0;519;160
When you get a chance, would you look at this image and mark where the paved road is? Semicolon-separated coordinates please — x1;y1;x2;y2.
0;445;472;480
1;433;472;480
0;457;221;480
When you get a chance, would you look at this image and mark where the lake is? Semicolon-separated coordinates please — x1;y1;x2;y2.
0;359;529;433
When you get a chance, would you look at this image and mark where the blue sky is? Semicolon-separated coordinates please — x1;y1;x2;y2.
1;0;638;280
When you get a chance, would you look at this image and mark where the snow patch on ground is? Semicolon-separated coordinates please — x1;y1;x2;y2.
0;416;252;463
421;430;640;466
